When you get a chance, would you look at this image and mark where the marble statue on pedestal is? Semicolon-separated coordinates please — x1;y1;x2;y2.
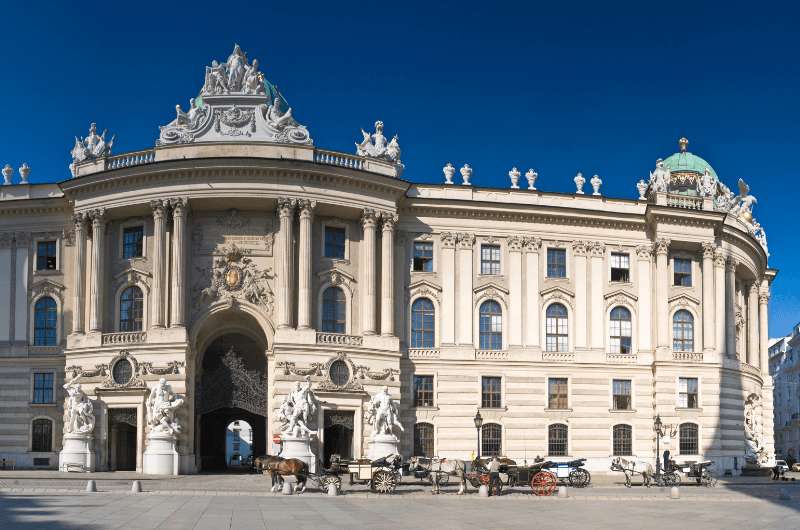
744;393;771;467
143;378;185;475
366;386;404;460
277;376;319;473
730;178;757;229
59;376;96;471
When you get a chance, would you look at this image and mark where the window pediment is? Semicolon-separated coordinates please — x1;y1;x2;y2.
30;279;65;302
668;292;701;308
317;268;356;288
540;285;575;299
409;279;442;303
473;282;509;299
604;289;638;309
113;267;152;290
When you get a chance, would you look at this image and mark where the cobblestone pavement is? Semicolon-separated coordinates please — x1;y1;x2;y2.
1;471;799;529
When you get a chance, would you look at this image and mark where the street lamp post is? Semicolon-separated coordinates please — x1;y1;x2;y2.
474;410;483;460
654;414;663;475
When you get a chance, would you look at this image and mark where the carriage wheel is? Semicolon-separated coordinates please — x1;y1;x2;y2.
531;471;557;496
372;469;397;494
702;470;717;488
468;476;482;489
664;472;681;487
568;469;590;488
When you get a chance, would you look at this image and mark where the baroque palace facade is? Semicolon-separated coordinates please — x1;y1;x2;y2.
0;46;775;474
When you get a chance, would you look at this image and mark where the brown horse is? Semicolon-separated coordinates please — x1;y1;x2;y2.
254;455;283;474
264;457;309;493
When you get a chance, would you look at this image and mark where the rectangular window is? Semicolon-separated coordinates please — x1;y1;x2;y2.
412;241;434;272
481;376;502;409
413;375;434;407
32;372;54;404
480;244;501;275
36;241;57;270
610;252;630;282
548;377;568;409
612;379;632;410
122;226;144;259
547;248;567;278
673;258;692;287
678;377;699;408
324;226;346;259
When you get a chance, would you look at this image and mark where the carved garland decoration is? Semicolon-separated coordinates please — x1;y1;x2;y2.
102;350;146;389
67;351;184;390
316;352;364;392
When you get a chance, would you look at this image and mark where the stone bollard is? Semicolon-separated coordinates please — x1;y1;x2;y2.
282;480;293;495
131;480;142;493
558;486;568;498
479;484;489;497
327;483;338;496
85;480;97;493
669;486;679;499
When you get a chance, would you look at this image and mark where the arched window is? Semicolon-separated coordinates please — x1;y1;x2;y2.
479;300;503;350
33;297;58;346
545;303;569;352
119;286;144;332
609;306;632;354
613;424;632;456
679;422;699;455
321;287;346;333
481;423;502;457
31;418;52;452
411;298;435;348
673;310;694;352
548;423;568;456
414;423;434;457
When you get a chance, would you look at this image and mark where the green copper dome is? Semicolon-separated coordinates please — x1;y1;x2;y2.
661;137;718;180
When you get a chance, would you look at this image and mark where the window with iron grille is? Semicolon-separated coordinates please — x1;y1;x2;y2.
119;286;144;332
548;424;568;456
678;377;699;408
545;303;569;352
673;310;694;352
411;298;435;348
673;258;692;287
122;227;144;259
33;297;58;346
679;423;699;454
31;419;52;452
321;287;346;333
324;226;346;259
610;252;630;282
412;241;434;272
479;300;503;350
481;423;502;457
480;244;501;275
414;423;434;457
481;376;502;408
548;378;568;409
613;424;632;456
612;379;632;410
609;306;632;354
547;248;567;278
413;375;434;407
36;241;57;270
32;373;54;404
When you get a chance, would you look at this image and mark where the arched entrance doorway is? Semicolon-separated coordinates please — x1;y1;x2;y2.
195;314;268;471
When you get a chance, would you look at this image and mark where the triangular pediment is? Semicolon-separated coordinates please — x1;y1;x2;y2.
114;266;152;282
604;289;638;302
540;285;575;299
668;292;701;306
474;282;509;297
409;279;442;293
317;268;356;286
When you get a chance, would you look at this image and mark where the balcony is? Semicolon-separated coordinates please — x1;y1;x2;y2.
666;194;704;210
101;331;147;345
408;348;440;359
672;351;703;362
475;350;509;360
606;352;638;364
542;351;575;362
315;332;363;346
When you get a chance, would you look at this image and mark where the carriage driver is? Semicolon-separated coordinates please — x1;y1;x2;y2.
487;456;501;496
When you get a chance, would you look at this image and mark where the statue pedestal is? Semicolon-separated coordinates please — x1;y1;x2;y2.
281;434;316;473
368;434;399;460
59;433;95;472
143;431;179;475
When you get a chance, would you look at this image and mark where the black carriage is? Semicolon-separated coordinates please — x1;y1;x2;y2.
467;458;558;496
668;459;717;487
318;454;403;494
540;458;592;488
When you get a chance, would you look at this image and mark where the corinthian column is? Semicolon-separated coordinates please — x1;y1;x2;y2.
455;233;475;345
88;209;106;332
360;209;378;335
169;198;188;327
150;200;167;329
590;242;605;349
440;233;456;344
523;237;541;348
747;282;759;367
380;213;397;337
297;200;316;329
701;242;716;353
277;198;296;329
572;241;588;349
759;283;770;374
654;238;670;349
725;259;737;357
72;213;87;334
714;248;726;356
635;245;652;351
508;236;523;347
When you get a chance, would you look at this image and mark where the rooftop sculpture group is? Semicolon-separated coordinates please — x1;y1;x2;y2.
69;123;114;176
356;121;402;164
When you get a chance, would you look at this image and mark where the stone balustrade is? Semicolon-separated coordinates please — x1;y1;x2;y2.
672;351;704;362
101;331;147;345
106;149;156;170
408;348;440;359
314;150;365;170
542;351;575;362
666;194;704;210
606;352;638;363
475;350;509;360
316;332;363;346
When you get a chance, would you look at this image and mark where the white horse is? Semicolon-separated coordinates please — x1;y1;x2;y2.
408;456;468;495
610;457;655;487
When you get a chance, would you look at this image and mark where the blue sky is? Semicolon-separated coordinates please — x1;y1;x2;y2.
1;1;798;334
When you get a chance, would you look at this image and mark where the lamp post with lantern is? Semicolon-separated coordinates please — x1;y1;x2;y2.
474;410;483;460
654;414;664;475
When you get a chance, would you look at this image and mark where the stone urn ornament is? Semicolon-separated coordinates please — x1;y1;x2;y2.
590;174;602;196
18;163;30;184
525;168;538;190
574;172;585;194
508;167;520;189
460;163;473;186
443;162;455;184
636;179;648;200
2;164;12;185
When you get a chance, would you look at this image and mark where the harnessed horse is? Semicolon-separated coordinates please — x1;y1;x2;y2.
408;456;468;495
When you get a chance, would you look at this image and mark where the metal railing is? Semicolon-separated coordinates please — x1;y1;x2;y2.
408;348;440;359
101;331;147;345
316;332;363;346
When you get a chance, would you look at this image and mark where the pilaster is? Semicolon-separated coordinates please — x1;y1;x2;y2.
277;197;297;329
455;232;475;345
380;213;397;337
589;242;605;349
725;258;737;358
88;209;106;332
654;238;670;350
508;236;523;347
440;232;456;345
713;248;726;357
747;282;759;367
701;241;715;354
635;245;652;352
150;200;167;329
169;198;188;328
72;213;88;334
572;240;588;349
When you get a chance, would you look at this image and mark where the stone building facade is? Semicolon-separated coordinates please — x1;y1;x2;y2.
769;325;800;462
0;46;775;474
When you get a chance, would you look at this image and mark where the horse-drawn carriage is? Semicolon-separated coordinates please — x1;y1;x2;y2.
610;457;680;488
667;459;717;487
324;454;403;494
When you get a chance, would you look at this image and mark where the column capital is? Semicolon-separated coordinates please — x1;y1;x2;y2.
456;232;475;249
361;208;379;228
759;291;770;304
701;241;717;259
749;282;760;296
277;197;297;218
653;237;670;256
380;212;398;231
150;199;167;219
590;241;605;258
635;244;652;260
571;240;588;256
88;208;106;226
14;231;29;246
726;258;737;273
522;236;541;253
0;232;12;248
169;197;189;216
72;212;88;228
440;232;456;249
713;248;726;268
297;199;317;219
508;236;523;252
